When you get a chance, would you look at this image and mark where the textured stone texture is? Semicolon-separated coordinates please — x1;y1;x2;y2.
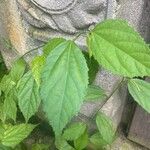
109;132;149;150
117;0;150;42
0;0;149;149
16;0;117;47
0;0;129;126
17;0;108;34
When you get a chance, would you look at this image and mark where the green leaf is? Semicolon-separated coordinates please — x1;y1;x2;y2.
88;19;150;77
31;56;45;86
31;143;49;150
18;71;41;122
74;129;88;150
14;144;27;150
128;79;150;113
1;124;36;147
0;75;15;95
0;123;5;140
96;113;116;144
83;51;99;84
10;58;26;82
55;137;75;150
0;76;18;122
63;122;86;141
0;144;12;150
90;133;108;148
3;93;17;122
0;56;7;81
85;85;106;101
43;38;65;57
0;59;25;95
0;101;5;122
41;40;88;135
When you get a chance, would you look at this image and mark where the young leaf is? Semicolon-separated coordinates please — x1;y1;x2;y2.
41;40;88;135
63;122;86;141
96;113;116;144
88;19;150;77
74;129;88;150
18;71;41;122
90;132;108;148
128;79;150;113
83;51;99;84
55;137;75;150
43;38;65;57
1;124;36;147
85;85;106;101
3;93;17;122
0;75;15;95
31;56;45;86
10;58;26;82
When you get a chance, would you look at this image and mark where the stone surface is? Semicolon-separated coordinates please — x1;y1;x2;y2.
108;132;149;150
16;0;117;47
128;106;150;149
117;0;150;42
0;0;149;149
0;0;132;127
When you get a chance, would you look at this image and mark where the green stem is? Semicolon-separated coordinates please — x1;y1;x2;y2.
73;32;87;42
90;78;126;120
20;44;45;59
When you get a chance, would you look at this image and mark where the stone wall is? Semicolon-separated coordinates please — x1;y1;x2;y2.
0;0;150;149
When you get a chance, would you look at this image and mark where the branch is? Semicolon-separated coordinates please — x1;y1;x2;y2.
90;77;126;120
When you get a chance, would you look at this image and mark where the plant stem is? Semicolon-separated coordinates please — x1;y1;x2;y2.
90;77;126;120
20;44;45;59
20;32;85;59
73;31;87;42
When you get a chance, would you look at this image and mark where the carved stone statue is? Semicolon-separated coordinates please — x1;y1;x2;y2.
16;0;108;43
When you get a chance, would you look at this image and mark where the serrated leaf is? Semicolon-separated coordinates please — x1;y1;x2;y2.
3;93;17;122
63;122;86;141
10;58;26;82
128;79;150;113
31;56;45;86
18;71;41;122
88;19;150;77
74;129;88;150
0;75;15;95
43;38;65;57
1;124;36;147
83;51;99;84
41;40;88;135
55;137;75;150
96;113;116;144
85;85;106;101
90;133;108;148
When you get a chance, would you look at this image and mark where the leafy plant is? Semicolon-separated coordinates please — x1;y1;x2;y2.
0;19;150;149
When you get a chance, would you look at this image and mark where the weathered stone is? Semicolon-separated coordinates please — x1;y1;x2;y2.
108;132;149;150
0;0;126;129
1;0;149;149
117;0;150;42
16;0;117;47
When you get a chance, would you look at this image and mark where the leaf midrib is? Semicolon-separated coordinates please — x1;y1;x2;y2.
57;42;72;131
